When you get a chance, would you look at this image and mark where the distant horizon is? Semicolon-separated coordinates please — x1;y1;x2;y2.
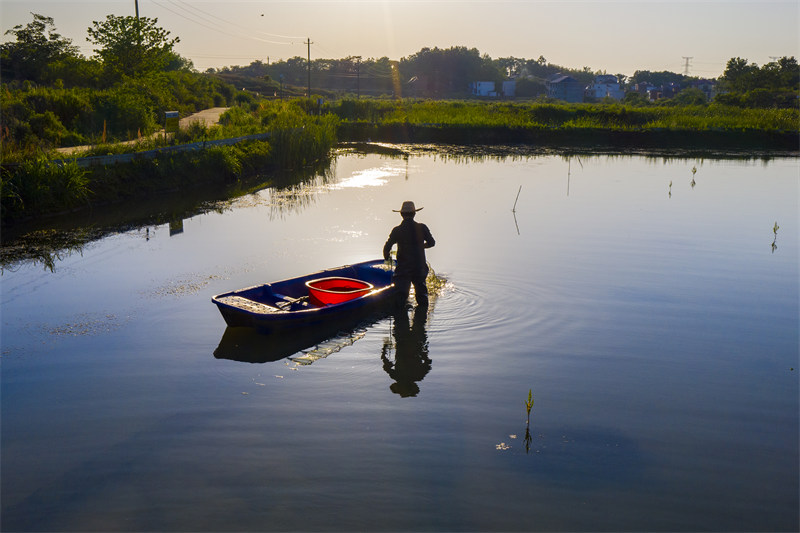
2;1;798;79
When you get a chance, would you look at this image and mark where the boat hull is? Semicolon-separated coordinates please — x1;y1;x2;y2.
211;259;396;334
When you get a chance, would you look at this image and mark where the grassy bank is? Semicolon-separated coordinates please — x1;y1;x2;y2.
3;98;797;224
329;100;799;149
1;101;338;223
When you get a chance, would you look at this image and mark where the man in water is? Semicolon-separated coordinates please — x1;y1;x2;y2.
383;201;436;308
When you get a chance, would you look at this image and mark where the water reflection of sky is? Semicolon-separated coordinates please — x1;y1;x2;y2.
1;150;798;532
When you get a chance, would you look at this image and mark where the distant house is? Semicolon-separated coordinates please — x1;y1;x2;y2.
654;82;681;101
586;74;625;100
470;81;497;97
690;79;717;101
470;80;516;98
633;82;655;95
546;74;583;103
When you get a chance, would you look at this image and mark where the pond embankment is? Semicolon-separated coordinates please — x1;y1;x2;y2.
337;123;800;153
3;100;798;230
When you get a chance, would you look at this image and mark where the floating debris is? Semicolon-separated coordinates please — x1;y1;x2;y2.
150;273;225;298
47;313;122;337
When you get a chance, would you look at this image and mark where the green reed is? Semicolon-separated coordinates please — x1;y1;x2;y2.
330;99;799;133
1;156;90;219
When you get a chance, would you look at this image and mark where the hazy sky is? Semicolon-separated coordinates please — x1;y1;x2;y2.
2;0;798;77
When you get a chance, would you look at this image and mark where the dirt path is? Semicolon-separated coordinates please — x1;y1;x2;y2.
55;107;230;155
179;107;229;129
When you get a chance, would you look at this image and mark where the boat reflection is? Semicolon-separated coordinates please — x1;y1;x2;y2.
213;314;386;364
381;306;431;397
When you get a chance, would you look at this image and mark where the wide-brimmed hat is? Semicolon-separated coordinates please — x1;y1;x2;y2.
393;201;423;214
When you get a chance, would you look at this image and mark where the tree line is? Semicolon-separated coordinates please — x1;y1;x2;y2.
212;49;798;107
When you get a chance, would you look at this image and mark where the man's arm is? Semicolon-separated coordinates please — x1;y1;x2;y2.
383;229;397;260
422;225;435;249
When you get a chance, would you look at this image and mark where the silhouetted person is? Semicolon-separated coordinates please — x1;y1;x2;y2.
383;201;435;308
381;306;431;397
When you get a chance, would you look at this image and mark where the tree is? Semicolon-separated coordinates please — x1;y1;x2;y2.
672;87;707;106
87;15;179;80
718;56;799;108
495;57;524;78
514;77;546;98
720;57;759;92
400;46;503;97
776;57;799;89
629;70;686;88
622;92;649;106
1;13;80;82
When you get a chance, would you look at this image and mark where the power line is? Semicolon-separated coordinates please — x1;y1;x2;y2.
152;0;297;46
167;0;303;40
306;38;312;98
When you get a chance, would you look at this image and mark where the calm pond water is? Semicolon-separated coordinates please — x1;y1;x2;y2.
2;146;798;532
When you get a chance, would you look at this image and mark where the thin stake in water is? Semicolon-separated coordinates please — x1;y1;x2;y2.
512;185;522;212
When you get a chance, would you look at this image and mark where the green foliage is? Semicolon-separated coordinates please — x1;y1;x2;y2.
259;101;339;168
525;389;534;418
329;99;798;133
1;157;89;219
630;70;688;88
400;46;505;96
664;88;707;106
1;71;236;156
87;15;180;82
622;92;649;106
1;13;80;82
1;98;342;221
514;77;547;98
218;105;261;134
719;57;799;108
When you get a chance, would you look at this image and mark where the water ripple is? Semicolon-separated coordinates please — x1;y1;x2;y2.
428;271;567;348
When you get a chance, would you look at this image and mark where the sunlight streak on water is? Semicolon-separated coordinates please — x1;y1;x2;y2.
328;165;403;189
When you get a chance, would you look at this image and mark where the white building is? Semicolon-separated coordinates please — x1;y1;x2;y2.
587;74;625;100
501;80;516;98
470;80;516;98
470;81;496;97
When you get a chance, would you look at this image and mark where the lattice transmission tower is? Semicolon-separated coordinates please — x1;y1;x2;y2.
682;57;693;76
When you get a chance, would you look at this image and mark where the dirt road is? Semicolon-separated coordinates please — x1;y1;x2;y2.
55;107;230;155
179;107;229;129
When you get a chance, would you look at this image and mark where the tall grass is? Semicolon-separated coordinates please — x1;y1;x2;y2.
328;99;799;132
1;157;90;219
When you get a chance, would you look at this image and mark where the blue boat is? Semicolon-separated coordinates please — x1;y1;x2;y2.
211;259;396;333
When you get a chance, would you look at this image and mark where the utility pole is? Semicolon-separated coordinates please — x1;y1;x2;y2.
135;0;139;18
355;56;361;99
682;56;692;76
305;38;312;99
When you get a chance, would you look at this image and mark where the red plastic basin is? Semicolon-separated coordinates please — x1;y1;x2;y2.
305;277;374;306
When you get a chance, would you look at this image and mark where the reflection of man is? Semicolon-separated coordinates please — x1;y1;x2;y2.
381;306;431;397
383;201;435;308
